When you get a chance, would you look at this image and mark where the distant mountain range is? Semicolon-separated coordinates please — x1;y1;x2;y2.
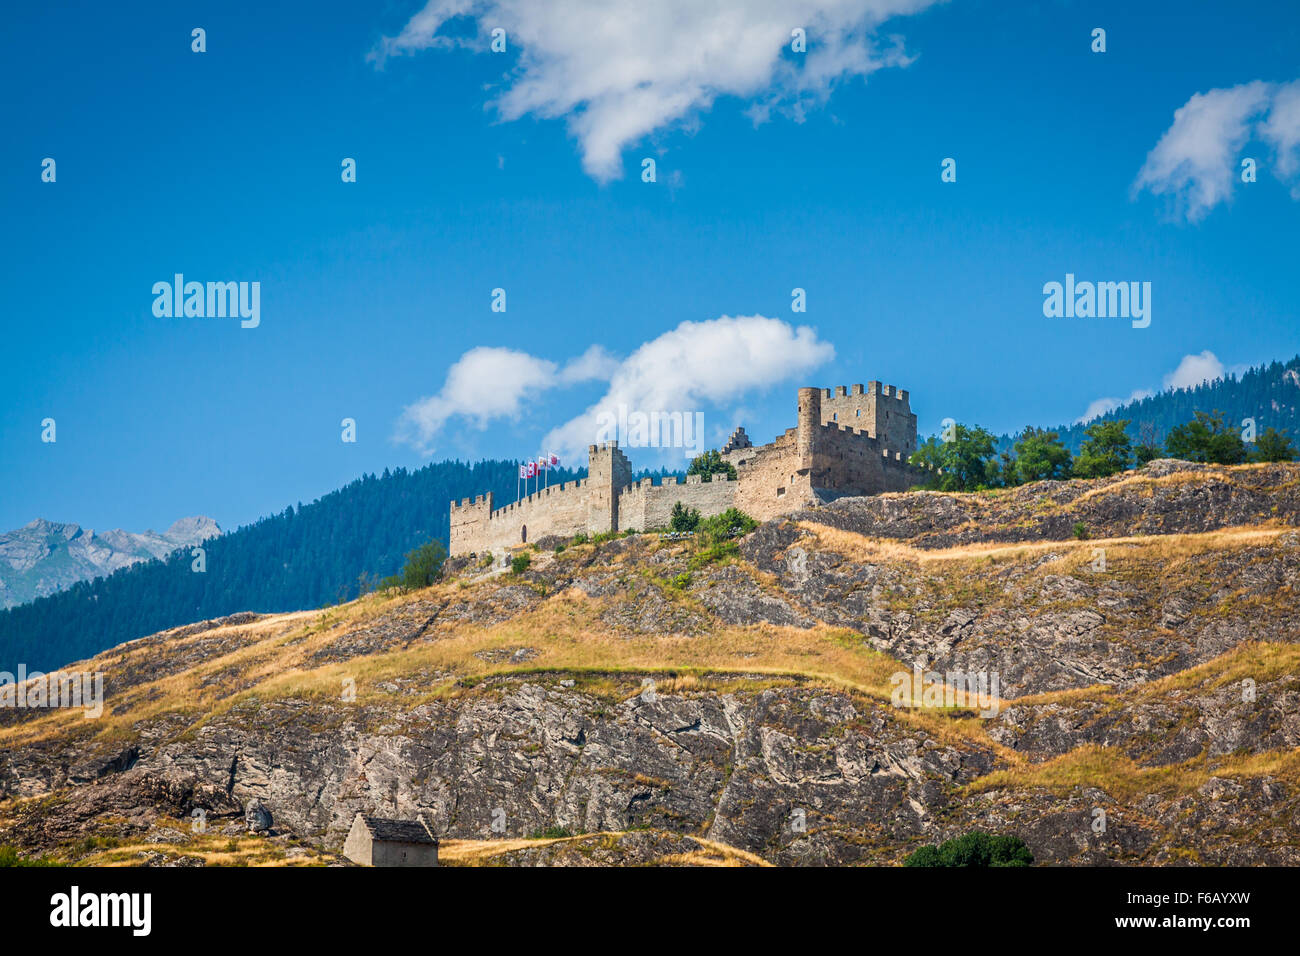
0;517;220;609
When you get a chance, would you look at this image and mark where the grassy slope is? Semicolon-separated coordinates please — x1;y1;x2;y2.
4;462;1298;864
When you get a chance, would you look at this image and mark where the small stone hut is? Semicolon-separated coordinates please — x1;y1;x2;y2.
343;814;439;867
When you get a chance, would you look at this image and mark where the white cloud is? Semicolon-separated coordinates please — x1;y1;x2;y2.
371;0;941;181
1075;350;1234;424
395;315;834;457
558;344;619;384
1163;349;1226;390
1259;80;1300;196
1134;79;1300;221
1074;389;1154;425
1133;81;1272;222
395;347;561;453
543;314;834;457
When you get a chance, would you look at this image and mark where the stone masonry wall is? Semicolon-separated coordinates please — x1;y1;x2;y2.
450;480;591;556
731;429;817;522
819;382;917;459
449;381;921;556
617;475;737;531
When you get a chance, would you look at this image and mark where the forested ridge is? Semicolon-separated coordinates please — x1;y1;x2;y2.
1000;355;1300;453
6;354;1298;672
0;460;588;671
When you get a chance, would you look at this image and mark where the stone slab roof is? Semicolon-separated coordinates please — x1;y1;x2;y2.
359;815;438;845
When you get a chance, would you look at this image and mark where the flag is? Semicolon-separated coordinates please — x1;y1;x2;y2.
526;461;537;478
537;457;548;471
549;452;559;466
519;464;529;480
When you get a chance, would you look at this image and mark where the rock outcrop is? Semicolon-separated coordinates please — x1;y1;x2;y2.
2;462;1298;866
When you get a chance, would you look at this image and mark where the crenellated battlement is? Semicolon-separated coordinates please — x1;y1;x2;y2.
821;382;908;399
448;377;920;555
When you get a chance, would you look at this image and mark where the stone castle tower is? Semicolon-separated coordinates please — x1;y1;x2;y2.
585;441;632;533
450;379;920;557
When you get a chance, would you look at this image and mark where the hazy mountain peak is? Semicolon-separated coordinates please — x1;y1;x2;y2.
0;515;222;609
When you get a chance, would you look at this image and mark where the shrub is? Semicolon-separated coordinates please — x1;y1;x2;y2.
670;502;701;532
903;831;1033;867
397;540;447;590
1072;521;1088;540
0;844;60;867
510;552;532;575
528;826;574;840
697;508;757;543
689;540;740;569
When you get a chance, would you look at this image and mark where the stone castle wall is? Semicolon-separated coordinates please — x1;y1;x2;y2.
450;479;592;556
729;427;816;521
449;380;923;556
617;474;738;531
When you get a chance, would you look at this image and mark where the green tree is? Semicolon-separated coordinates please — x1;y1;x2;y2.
989;450;1016;489
908;425;998;491
903;831;1034;867
1252;426;1298;462
399;540;447;590
669;502;701;532
686;449;737;482
1012;427;1073;484
908;435;947;486
1073;419;1133;478
1165;410;1247;465
1134;420;1162;466
510;552;531;575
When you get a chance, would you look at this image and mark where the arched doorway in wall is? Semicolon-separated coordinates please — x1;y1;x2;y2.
521;524;527;543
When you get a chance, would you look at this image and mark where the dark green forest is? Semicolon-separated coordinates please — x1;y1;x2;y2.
0;460;583;671
998;355;1300;454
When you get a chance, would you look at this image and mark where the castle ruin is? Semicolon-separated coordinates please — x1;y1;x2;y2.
449;381;920;557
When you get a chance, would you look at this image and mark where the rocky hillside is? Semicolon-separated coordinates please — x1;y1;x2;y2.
2;460;1298;866
0;516;220;609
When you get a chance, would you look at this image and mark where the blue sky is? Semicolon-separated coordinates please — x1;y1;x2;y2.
2;0;1298;534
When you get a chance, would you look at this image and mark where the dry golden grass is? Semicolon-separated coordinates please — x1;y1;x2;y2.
0;580;908;745
439;831;772;867
967;743;1300;802
1068;463;1284;506
5;503;1292;802
0;573;1026;762
60;820;332;867
797;521;1289;568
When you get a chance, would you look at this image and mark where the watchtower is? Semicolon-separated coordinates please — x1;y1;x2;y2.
586;441;633;533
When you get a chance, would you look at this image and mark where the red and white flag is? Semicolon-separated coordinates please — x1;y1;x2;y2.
526;461;537;478
519;464;529;480
549;452;560;466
